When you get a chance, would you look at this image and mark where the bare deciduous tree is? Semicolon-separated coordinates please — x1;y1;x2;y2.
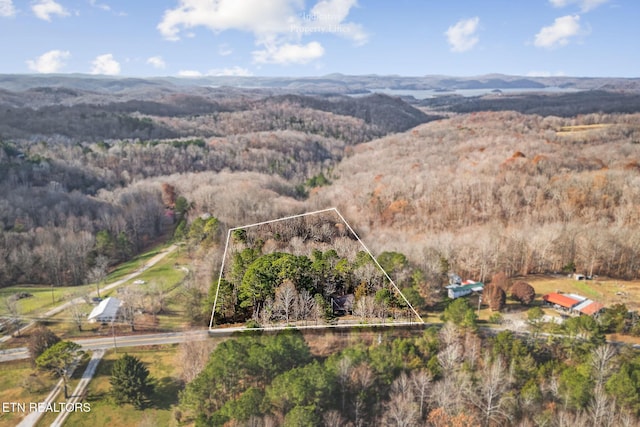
382;380;420;427
177;337;216;383
410;369;432;420
350;363;375;427
87;255;110;299
3;296;21;336
466;355;513;427
273;280;298;323
324;410;350;427
438;322;463;376
119;287;143;332
68;299;86;332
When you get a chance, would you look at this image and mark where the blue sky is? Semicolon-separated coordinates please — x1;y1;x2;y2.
0;0;636;77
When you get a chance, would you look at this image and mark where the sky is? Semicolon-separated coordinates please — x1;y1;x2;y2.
0;0;637;78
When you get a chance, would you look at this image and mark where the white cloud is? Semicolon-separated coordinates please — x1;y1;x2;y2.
253;41;325;65
0;0;16;17
157;0;365;64
26;49;70;73
90;53;120;75
549;0;609;12
158;0;298;41
89;0;111;11
178;70;203;77
445;17;480;52
534;15;582;48
32;0;69;21
146;56;166;69
218;43;232;56
207;66;252;76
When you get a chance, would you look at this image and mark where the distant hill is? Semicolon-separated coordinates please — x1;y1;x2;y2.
0;73;639;95
0;83;435;140
419;90;640;116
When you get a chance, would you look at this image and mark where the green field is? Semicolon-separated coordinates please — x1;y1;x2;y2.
0;245;173;320
63;345;182;427
0;244;192;344
0;283;95;318
0;358;60;427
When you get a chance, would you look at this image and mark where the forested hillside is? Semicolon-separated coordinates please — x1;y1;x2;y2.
314;111;640;290
1;77;640;298
0;83;434;287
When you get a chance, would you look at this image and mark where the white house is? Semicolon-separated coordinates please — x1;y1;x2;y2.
446;281;485;299
88;297;122;323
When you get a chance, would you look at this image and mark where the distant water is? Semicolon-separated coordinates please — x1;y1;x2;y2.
366;87;580;99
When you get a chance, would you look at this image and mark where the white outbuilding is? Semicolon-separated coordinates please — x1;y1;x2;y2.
87;297;122;323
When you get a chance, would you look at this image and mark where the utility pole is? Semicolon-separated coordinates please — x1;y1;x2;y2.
111;319;117;353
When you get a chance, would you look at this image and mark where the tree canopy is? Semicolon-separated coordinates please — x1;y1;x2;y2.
110;354;154;409
35;340;83;398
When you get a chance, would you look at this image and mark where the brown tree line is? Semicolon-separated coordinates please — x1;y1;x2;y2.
316;111;640;282
3;101;640;292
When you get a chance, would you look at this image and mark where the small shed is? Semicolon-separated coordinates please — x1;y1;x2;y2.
88;297;122;323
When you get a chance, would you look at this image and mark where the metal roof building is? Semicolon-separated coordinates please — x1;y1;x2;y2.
576;300;604;316
87;297;122;323
446;282;484;299
542;293;580;309
543;293;604;316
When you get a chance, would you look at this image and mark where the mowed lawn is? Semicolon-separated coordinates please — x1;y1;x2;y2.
0;283;95;318
0;358;59;427
0;244;176;319
1;245;191;345
63;345;183;427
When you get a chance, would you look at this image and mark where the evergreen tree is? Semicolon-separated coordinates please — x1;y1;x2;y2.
110;354;154;409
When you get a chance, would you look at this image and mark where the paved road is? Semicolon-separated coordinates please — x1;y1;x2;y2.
0;245;177;344
50;349;105;427
15;354;85;427
0;329;209;362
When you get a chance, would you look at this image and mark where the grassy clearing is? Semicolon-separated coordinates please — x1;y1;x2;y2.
0;284;95;317
103;246;169;284
0;245;173;319
0;359;59;427
63;345;182;427
35;353;93;426
557;124;611;134
119;250;186;293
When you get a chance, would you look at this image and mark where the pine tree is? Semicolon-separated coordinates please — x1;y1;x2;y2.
110;354;154;409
